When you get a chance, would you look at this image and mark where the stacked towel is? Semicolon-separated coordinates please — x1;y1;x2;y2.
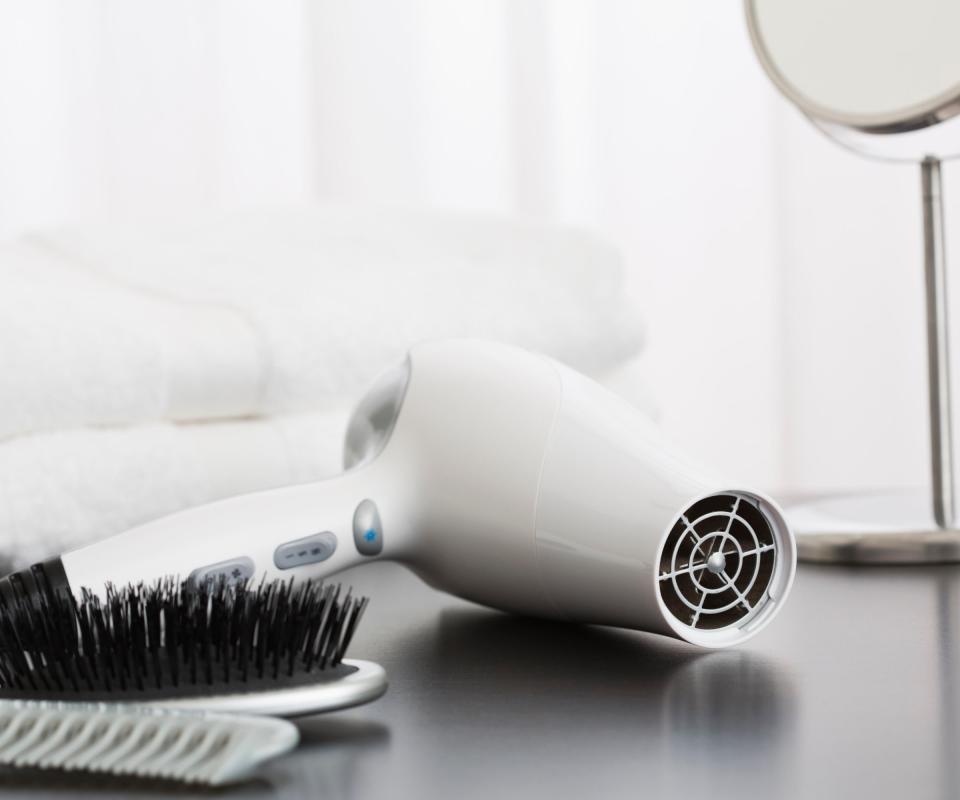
8;204;643;439
0;413;347;568
0;204;645;568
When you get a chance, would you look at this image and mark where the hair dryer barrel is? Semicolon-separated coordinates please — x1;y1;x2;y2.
358;341;796;648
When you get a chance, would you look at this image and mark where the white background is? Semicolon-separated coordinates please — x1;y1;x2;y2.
0;0;955;497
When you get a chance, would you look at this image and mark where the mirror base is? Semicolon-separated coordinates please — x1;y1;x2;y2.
791;490;960;564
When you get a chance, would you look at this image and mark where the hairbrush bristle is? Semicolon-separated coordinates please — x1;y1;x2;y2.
0;577;368;702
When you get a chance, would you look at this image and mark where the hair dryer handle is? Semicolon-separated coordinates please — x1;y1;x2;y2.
54;466;399;598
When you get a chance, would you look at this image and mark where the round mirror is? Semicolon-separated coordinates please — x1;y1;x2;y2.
746;0;960;159
746;0;960;132
746;0;960;565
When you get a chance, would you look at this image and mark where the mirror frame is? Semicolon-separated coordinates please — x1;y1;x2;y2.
745;0;960;134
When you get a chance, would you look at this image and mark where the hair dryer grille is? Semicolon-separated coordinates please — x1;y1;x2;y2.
658;494;777;632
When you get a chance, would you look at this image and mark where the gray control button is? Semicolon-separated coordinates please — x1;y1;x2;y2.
188;557;255;587
353;499;383;556
273;532;338;570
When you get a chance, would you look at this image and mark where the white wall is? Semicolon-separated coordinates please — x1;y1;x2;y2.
0;0;315;229
0;0;947;497
773;109;960;496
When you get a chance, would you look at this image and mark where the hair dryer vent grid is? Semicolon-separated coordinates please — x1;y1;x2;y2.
658;493;777;632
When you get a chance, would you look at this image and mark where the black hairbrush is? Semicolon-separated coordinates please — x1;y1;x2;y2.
0;576;386;717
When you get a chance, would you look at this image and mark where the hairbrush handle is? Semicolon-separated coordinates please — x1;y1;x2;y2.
8;464;410;602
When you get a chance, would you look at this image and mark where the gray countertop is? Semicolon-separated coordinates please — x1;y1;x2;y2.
2;560;954;799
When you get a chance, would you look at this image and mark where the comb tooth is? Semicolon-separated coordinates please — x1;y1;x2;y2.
141;720;198;777
136;720;192;777
116;719;170;774
12;713;69;767
86;716;155;772
37;712;100;768
0;709;36;754
13;711;75;766
159;723;226;781
330;588;355;664
1;709;54;763
311;585;339;669
62;715;130;769
58;716;113;769
337;595;370;664
254;585;268;680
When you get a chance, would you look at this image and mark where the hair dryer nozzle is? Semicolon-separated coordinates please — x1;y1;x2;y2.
655;490;795;648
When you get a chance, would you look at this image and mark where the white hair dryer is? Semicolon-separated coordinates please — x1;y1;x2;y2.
4;340;796;648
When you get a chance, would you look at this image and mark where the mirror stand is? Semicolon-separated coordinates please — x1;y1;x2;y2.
922;157;956;529
791;157;960;563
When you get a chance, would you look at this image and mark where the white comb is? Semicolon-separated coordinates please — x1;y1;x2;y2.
0;701;299;785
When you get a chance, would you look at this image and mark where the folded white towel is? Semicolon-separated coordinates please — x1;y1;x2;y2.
0;412;348;569
1;204;643;442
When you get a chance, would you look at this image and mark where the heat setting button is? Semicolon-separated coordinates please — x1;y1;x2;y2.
273;532;338;570
188;557;255;587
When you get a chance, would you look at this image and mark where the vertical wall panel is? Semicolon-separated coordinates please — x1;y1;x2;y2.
307;0;424;204
0;1;78;236
589;1;786;488
775;105;934;495
215;0;314;204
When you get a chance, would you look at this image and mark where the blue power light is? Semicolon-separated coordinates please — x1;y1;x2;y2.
353;499;383;556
